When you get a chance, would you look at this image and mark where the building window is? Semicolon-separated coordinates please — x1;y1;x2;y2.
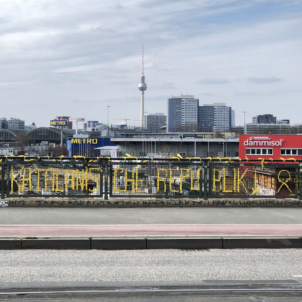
280;149;302;156
246;148;273;155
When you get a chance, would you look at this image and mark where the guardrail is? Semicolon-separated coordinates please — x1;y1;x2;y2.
0;156;301;200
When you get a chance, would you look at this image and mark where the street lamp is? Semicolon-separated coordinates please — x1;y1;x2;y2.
243;111;247;134
107;106;110;137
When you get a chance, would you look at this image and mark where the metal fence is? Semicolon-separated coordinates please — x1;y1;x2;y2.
0;156;301;200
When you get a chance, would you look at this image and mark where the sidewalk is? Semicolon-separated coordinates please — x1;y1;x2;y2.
1;224;302;250
1;224;302;237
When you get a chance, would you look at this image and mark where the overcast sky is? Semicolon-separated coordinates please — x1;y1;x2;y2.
0;0;301;128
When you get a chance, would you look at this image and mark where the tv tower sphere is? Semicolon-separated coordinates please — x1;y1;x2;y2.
138;76;147;91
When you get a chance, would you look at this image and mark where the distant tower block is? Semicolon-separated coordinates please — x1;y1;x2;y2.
138;45;147;128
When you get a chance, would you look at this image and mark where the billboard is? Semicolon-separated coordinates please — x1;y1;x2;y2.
69;118;85;122
50;120;69;126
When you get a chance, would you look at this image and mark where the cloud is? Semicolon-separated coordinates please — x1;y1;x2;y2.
155;82;176;89
247;77;282;84
0;0;301;127
197;78;230;85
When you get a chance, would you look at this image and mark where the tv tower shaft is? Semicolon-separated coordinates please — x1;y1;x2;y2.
138;45;147;128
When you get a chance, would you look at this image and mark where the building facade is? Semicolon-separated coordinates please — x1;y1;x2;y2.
239;134;302;160
167;95;199;132
198;103;232;132
0;118;8;129
252;114;277;124
8;118;25;130
144;113;166;133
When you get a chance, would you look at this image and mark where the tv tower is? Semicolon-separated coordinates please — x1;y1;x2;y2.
138;45;147;128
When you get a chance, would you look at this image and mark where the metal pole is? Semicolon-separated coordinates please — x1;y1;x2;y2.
243;111;247;134
207;141;209;157
107;106;110;137
226;138;228;157
194;141;196;157
61;127;63;148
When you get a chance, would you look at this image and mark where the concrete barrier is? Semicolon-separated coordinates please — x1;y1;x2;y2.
4;197;302;207
223;237;302;249
0;239;21;249
91;238;146;250
21;238;90;249
147;237;223;249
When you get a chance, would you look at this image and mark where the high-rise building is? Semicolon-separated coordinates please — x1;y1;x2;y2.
198;105;214;132
252;114;277;124
167;95;199;132
231;110;235;127
214;104;231;132
25;122;37;131
144;113;166;133
8;118;25;130
198;103;232;132
0;118;8;129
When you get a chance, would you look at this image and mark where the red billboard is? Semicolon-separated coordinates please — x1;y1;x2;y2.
239;135;302;160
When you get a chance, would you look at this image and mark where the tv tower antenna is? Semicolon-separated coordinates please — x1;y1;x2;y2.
142;45;144;75
138;45;147;128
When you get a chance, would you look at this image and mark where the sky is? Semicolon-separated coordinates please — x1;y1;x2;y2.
0;0;301;128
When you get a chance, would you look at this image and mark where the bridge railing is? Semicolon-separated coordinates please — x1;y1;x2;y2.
0;156;301;200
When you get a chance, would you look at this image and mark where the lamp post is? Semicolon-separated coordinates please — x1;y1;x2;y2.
107;106;110;137
243;111;247;134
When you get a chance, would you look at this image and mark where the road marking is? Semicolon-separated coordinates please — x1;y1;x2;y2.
292;275;302;278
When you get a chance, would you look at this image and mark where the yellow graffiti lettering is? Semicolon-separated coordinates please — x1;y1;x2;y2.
180;168;191;193
65;170;75;191
212;169;222;192
136;168;145;193
45;169;55;192
191;167;203;191
237;168;248;193
10;167;23;193
222;169;232;193
125;168;135;192
233;168;236;192
55;169;64;192
276;170;292;194
113;168;126;193
75;169;87;191
22;168;32;192
252;170;259;195
33;169;43;193
169;169;179;193
88;168;99;193
157;169;167;193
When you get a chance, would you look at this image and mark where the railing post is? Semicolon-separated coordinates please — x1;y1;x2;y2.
203;160;208;200
99;163;103;198
1;163;5;199
199;163;203;199
104;162;109;200
299;163;302;201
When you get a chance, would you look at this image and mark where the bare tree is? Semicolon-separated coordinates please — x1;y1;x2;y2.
14;131;30;154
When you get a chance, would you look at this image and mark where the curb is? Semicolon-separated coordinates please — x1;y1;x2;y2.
0;237;301;250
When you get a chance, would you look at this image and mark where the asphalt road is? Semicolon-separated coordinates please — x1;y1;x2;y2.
1;249;302;301
1;207;302;225
1;249;302;282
